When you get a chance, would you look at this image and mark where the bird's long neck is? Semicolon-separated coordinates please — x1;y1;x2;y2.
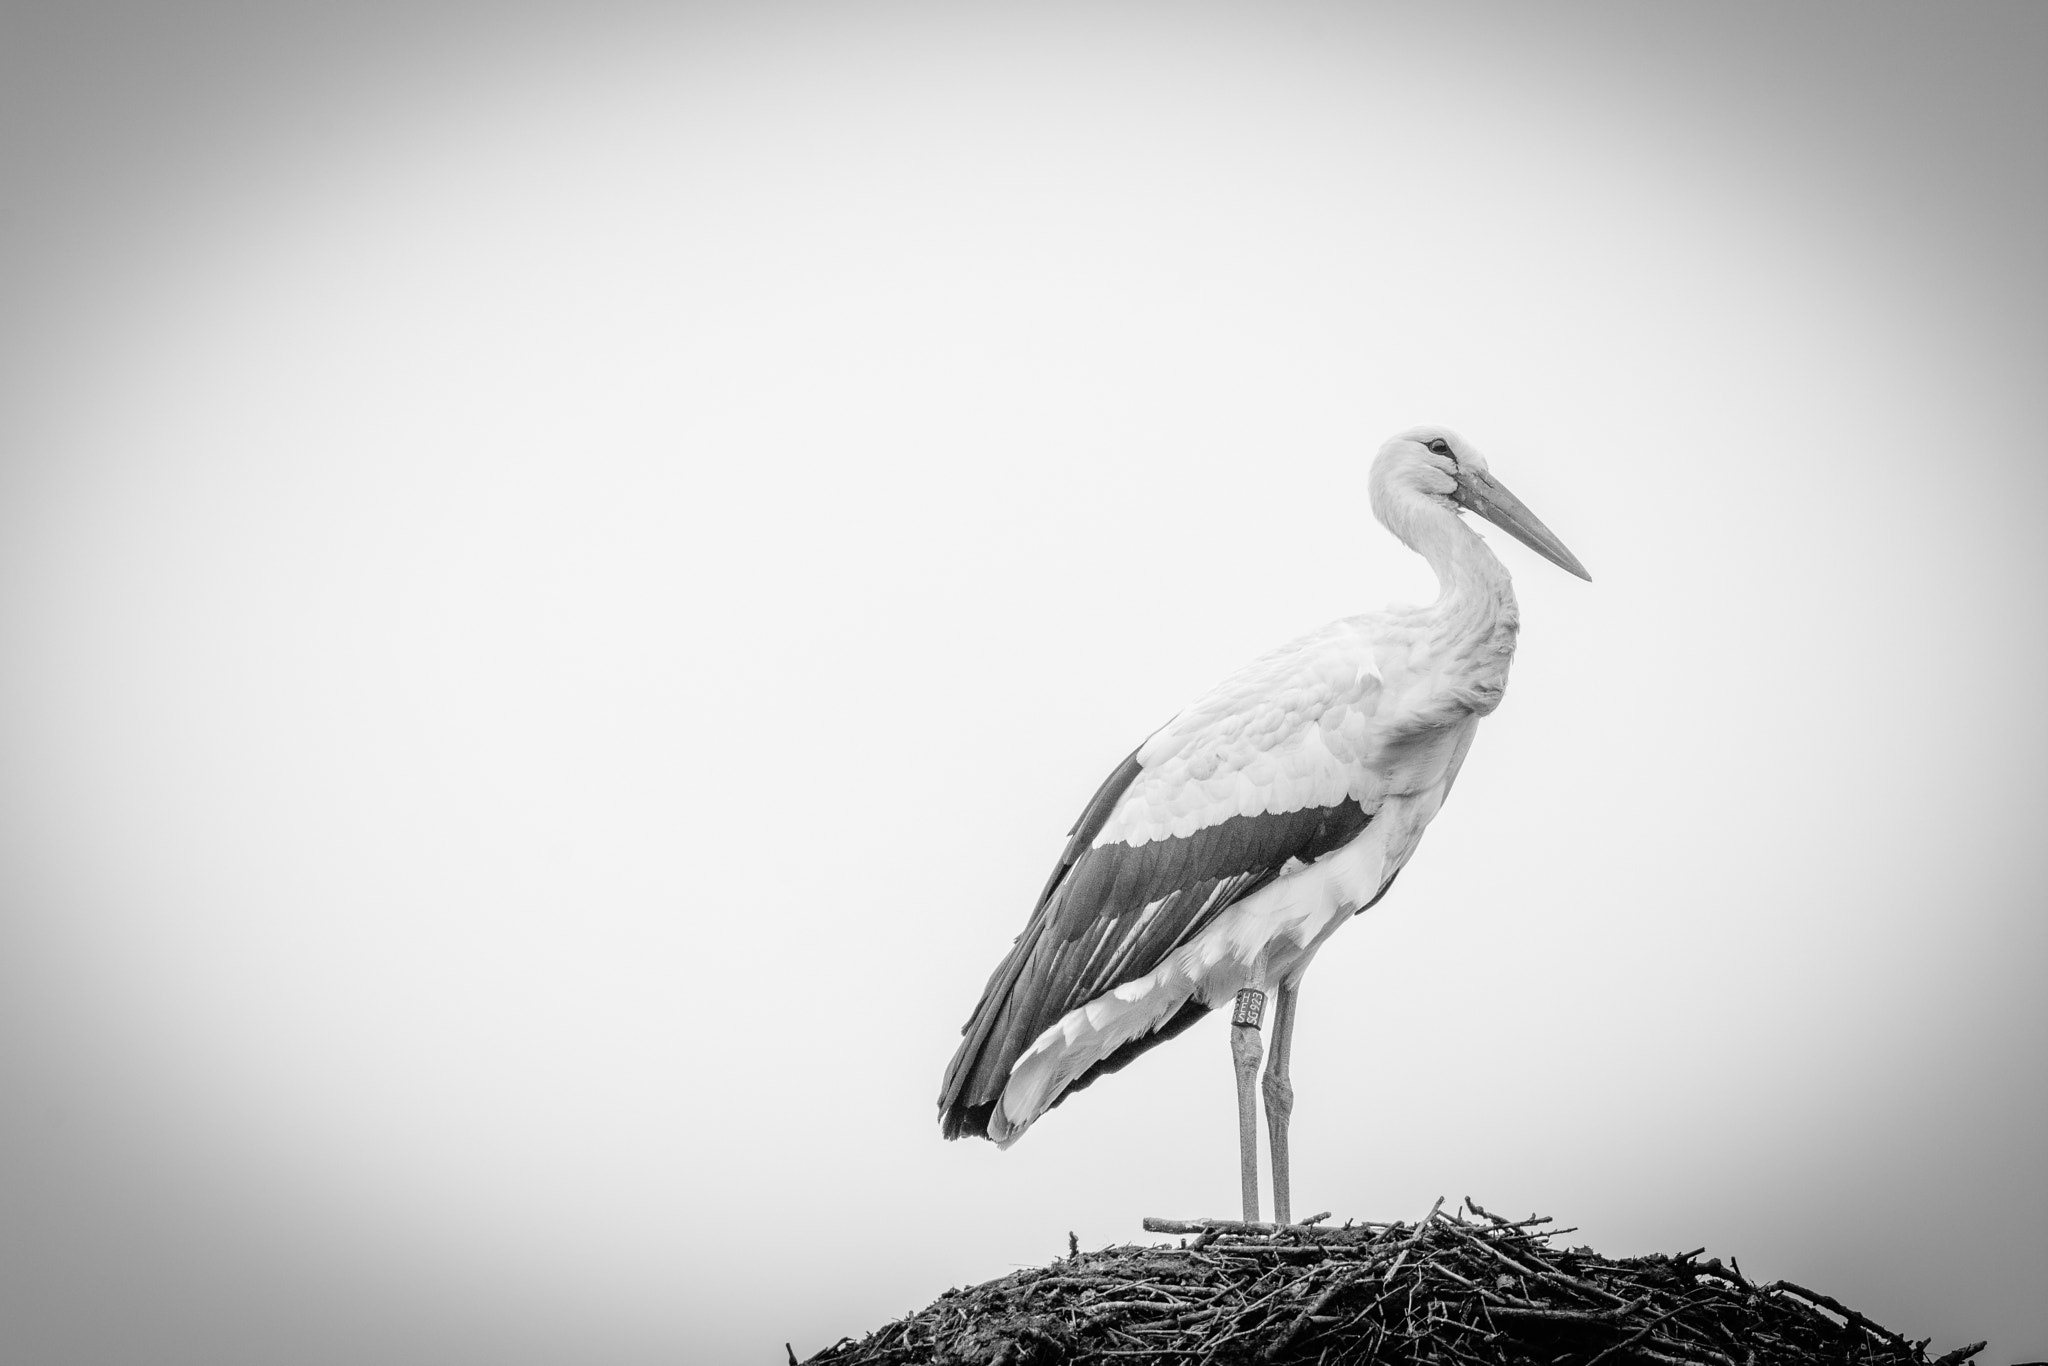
1383;492;1521;711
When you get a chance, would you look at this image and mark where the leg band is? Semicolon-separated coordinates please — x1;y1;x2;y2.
1232;987;1268;1029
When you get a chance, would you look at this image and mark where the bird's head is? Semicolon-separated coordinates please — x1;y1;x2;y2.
1372;425;1591;581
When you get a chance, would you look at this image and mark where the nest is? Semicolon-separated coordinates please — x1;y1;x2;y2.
800;1199;1985;1366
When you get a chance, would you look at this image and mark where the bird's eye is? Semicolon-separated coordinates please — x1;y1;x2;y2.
1426;438;1452;457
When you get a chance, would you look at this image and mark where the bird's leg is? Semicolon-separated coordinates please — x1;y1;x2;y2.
1261;981;1299;1226
1230;986;1267;1224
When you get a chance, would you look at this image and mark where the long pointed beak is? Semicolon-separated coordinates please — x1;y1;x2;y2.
1455;468;1592;581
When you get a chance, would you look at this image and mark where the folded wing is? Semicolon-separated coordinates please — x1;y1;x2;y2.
938;622;1389;1141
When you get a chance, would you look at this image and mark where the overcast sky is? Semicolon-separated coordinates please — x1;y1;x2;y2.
1;3;2043;1363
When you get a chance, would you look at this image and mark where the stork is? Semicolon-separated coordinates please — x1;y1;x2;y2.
936;426;1590;1225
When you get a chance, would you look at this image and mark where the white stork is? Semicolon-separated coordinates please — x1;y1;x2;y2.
937;425;1590;1225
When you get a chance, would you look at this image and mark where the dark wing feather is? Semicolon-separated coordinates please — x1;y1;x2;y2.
937;748;1143;1139
938;754;1370;1140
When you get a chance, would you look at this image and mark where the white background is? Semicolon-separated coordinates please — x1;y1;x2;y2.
1;4;2042;1362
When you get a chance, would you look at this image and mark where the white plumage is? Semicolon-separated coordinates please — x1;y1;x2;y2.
939;425;1588;1223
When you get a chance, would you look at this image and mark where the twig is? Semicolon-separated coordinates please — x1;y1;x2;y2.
1144;1214;1342;1236
1462;1197;1552;1229
1766;1279;1910;1349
